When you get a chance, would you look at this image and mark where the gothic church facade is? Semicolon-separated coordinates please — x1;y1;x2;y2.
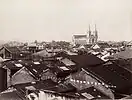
72;25;98;45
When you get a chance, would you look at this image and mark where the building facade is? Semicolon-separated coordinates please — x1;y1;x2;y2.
72;25;98;45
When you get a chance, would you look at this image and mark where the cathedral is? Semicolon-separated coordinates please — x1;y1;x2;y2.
72;25;98;45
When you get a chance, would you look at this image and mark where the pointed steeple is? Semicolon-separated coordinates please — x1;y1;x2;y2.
87;24;92;44
95;24;97;33
94;24;98;43
88;24;91;37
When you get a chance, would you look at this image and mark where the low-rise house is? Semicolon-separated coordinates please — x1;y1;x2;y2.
91;44;100;50
111;48;132;60
83;63;132;99
27;42;46;53
13;79;79;100
84;44;93;49
11;67;36;86
0;46;21;59
2;60;24;87
12;79;95;100
78;86;110;99
44;58;78;79
112;58;132;73
78;45;86;50
37;44;45;50
32;50;53;58
2;60;51;87
27;45;38;53
0;88;26;100
0;46;32;60
40;69;58;82
126;41;132;48
65;54;104;67
72;35;88;45
98;42;110;49
65;69;114;99
55;52;104;68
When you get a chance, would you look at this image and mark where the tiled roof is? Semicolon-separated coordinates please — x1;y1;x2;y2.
112;49;132;59
83;64;132;94
14;79;58;91
55;53;104;67
0;90;25;100
5;46;21;53
79;87;110;99
33;50;52;57
24;61;48;79
47;83;77;93
44;59;78;78
113;59;132;72
84;44;93;48
67;54;104;67
98;43;110;48
13;80;81;99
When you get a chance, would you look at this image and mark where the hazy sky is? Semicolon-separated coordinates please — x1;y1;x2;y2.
0;0;132;42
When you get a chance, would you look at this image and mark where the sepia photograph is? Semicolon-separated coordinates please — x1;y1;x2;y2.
0;0;132;99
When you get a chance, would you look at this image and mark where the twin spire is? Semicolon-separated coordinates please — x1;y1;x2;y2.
88;24;98;36
87;24;98;44
88;24;97;33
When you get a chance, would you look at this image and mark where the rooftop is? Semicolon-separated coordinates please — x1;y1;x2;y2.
73;35;87;38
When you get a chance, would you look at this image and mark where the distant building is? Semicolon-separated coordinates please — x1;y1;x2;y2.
72;25;98;45
0;46;21;59
126;41;132;48
27;43;39;53
0;46;31;60
66;70;114;99
72;34;88;45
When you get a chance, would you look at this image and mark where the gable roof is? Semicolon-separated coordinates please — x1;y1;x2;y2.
54;51;70;57
127;41;132;46
66;54;104;67
79;45;86;49
113;59;132;73
91;44;100;49
14;79;58;91
44;59;78;78
84;44;93;49
11;67;36;85
2;60;24;69
98;42;110;48
55;53;105;67
112;49;132;59
83;64;132;94
47;83;77;93
13;80;82;99
5;46;21;53
79;87;110;99
33;50;52;57
0;89;25;100
24;61;49;79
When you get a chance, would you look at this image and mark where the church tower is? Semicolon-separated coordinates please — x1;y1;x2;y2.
94;24;98;43
87;25;92;44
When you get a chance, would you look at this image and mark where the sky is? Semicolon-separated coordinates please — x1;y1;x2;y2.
0;0;132;42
